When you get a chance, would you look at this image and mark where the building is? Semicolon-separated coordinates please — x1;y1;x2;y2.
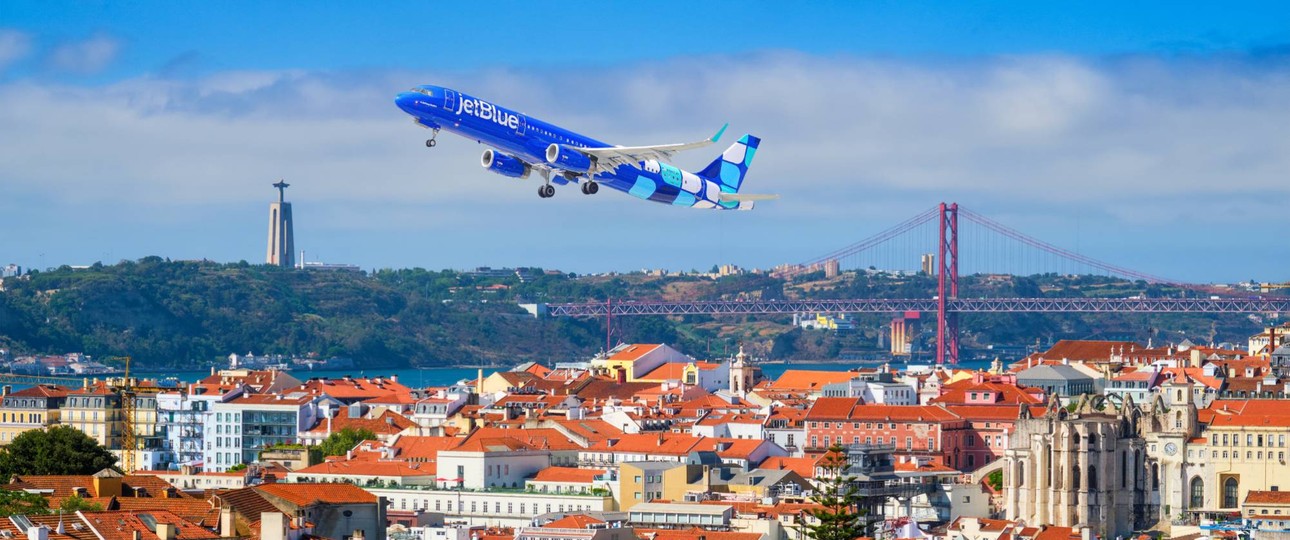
0;384;68;443
216;483;385;540
1003;397;1151;539
1014;364;1095;401
206;392;337;471
266;180;295;267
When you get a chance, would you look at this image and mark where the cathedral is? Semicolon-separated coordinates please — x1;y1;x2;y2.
1003;395;1159;538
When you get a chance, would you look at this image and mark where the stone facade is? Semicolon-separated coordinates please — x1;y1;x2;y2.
1004;396;1152;538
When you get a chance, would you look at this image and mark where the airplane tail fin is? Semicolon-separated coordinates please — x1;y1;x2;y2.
699;134;769;209
699;134;760;193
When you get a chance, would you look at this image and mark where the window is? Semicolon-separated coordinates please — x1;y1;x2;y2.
1223;477;1239;508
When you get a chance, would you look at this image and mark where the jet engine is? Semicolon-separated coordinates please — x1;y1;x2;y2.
480;149;531;179
545;144;592;174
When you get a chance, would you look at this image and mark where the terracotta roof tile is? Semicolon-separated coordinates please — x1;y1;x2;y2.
255;482;377;506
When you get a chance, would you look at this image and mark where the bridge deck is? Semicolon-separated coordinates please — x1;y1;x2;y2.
547;297;1290;316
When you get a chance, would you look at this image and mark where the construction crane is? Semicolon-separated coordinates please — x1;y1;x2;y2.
103;356;138;475
0;355;143;473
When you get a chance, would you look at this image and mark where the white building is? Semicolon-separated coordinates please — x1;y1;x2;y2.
371;486;613;528
436;437;551;490
206;392;339;472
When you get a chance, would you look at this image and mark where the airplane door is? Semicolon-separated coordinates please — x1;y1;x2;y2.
516;115;526;136
443;89;457;113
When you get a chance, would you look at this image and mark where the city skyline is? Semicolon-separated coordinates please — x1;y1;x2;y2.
2;3;1290;281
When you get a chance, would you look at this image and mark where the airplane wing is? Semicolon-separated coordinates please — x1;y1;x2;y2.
718;193;780;203
578;123;729;173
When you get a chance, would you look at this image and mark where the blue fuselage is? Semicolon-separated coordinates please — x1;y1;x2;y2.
394;85;745;209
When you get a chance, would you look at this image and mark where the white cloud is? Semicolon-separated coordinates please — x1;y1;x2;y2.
1;52;1288;278
48;34;121;74
0;29;32;72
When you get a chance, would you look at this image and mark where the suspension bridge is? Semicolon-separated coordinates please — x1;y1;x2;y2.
547;203;1290;364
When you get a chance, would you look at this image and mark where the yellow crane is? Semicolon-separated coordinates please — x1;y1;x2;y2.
104;356;138;474
0;355;143;473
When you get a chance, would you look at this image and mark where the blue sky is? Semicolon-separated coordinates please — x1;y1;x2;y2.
2;2;1289;282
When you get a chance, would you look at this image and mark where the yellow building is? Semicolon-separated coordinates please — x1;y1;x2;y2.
0;384;69;444
1181;401;1290;513
619;453;737;510
59;383;124;448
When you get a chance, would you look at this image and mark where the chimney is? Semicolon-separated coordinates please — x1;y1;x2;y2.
131;532;141;540
477;368;484;394
260;512;288;540
353;530;366;540
156;523;176;540
25;526;48;540
1079;527;1091;540
221;508;235;537
1;385;8;396
391;374;399;384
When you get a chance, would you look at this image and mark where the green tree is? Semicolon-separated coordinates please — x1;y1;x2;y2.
802;444;869;540
0;490;50;515
316;427;378;457
0;426;117;477
986;469;1004;491
59;495;104;512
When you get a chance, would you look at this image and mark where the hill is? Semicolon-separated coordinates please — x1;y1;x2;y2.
0;259;1277;369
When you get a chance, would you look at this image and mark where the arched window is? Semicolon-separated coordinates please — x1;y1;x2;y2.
1017;461;1026;487
1088;465;1098;490
1088;433;1098;448
1190;476;1204;509
1152;464;1160;489
1121;452;1128;487
1073;465;1081;490
1224;477;1239;508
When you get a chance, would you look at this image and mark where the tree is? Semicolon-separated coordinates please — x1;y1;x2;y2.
316;427;378;457
0;490;50;515
802;444;868;540
0;426;117;477
59;495;104;512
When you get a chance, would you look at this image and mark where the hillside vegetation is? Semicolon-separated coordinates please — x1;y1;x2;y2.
0;259;1275;369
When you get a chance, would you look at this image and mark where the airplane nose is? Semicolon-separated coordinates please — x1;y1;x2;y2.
395;92;419;114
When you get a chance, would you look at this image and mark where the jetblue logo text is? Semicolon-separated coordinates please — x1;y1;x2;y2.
456;98;520;130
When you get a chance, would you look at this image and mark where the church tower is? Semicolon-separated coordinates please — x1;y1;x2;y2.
729;346;759;395
266;180;295;267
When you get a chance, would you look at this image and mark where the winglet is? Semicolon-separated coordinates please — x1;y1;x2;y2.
711;123;729;143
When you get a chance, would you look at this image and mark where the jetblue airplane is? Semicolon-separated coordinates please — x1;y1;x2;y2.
394;85;776;210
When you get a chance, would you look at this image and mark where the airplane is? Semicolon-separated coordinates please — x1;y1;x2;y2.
393;85;777;210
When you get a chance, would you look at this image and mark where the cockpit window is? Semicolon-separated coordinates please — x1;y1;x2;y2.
408;88;433;96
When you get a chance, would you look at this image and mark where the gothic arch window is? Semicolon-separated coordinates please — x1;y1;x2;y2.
1088;465;1098;490
1017;461;1025;486
1073;465;1081;490
1088;433;1098;448
1152;464;1160;490
1224;477;1239;508
1121;452;1128;487
1191;476;1204;509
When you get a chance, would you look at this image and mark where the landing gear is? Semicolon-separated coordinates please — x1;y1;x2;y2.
538;184;555;198
580;181;599;195
425;128;440;147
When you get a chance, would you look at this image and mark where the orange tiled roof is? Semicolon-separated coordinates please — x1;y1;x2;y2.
1246;490;1290;504
302;407;416;436
293;459;436;477
531;467;606;483
608;344;663;361
758;456;821;479
542;515;605;529
80;510;219;540
769;370;856;391
255;482;377;506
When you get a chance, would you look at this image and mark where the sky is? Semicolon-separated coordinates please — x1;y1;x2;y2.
1;1;1289;282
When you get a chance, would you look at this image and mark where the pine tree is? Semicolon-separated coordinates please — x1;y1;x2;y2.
802;444;869;540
